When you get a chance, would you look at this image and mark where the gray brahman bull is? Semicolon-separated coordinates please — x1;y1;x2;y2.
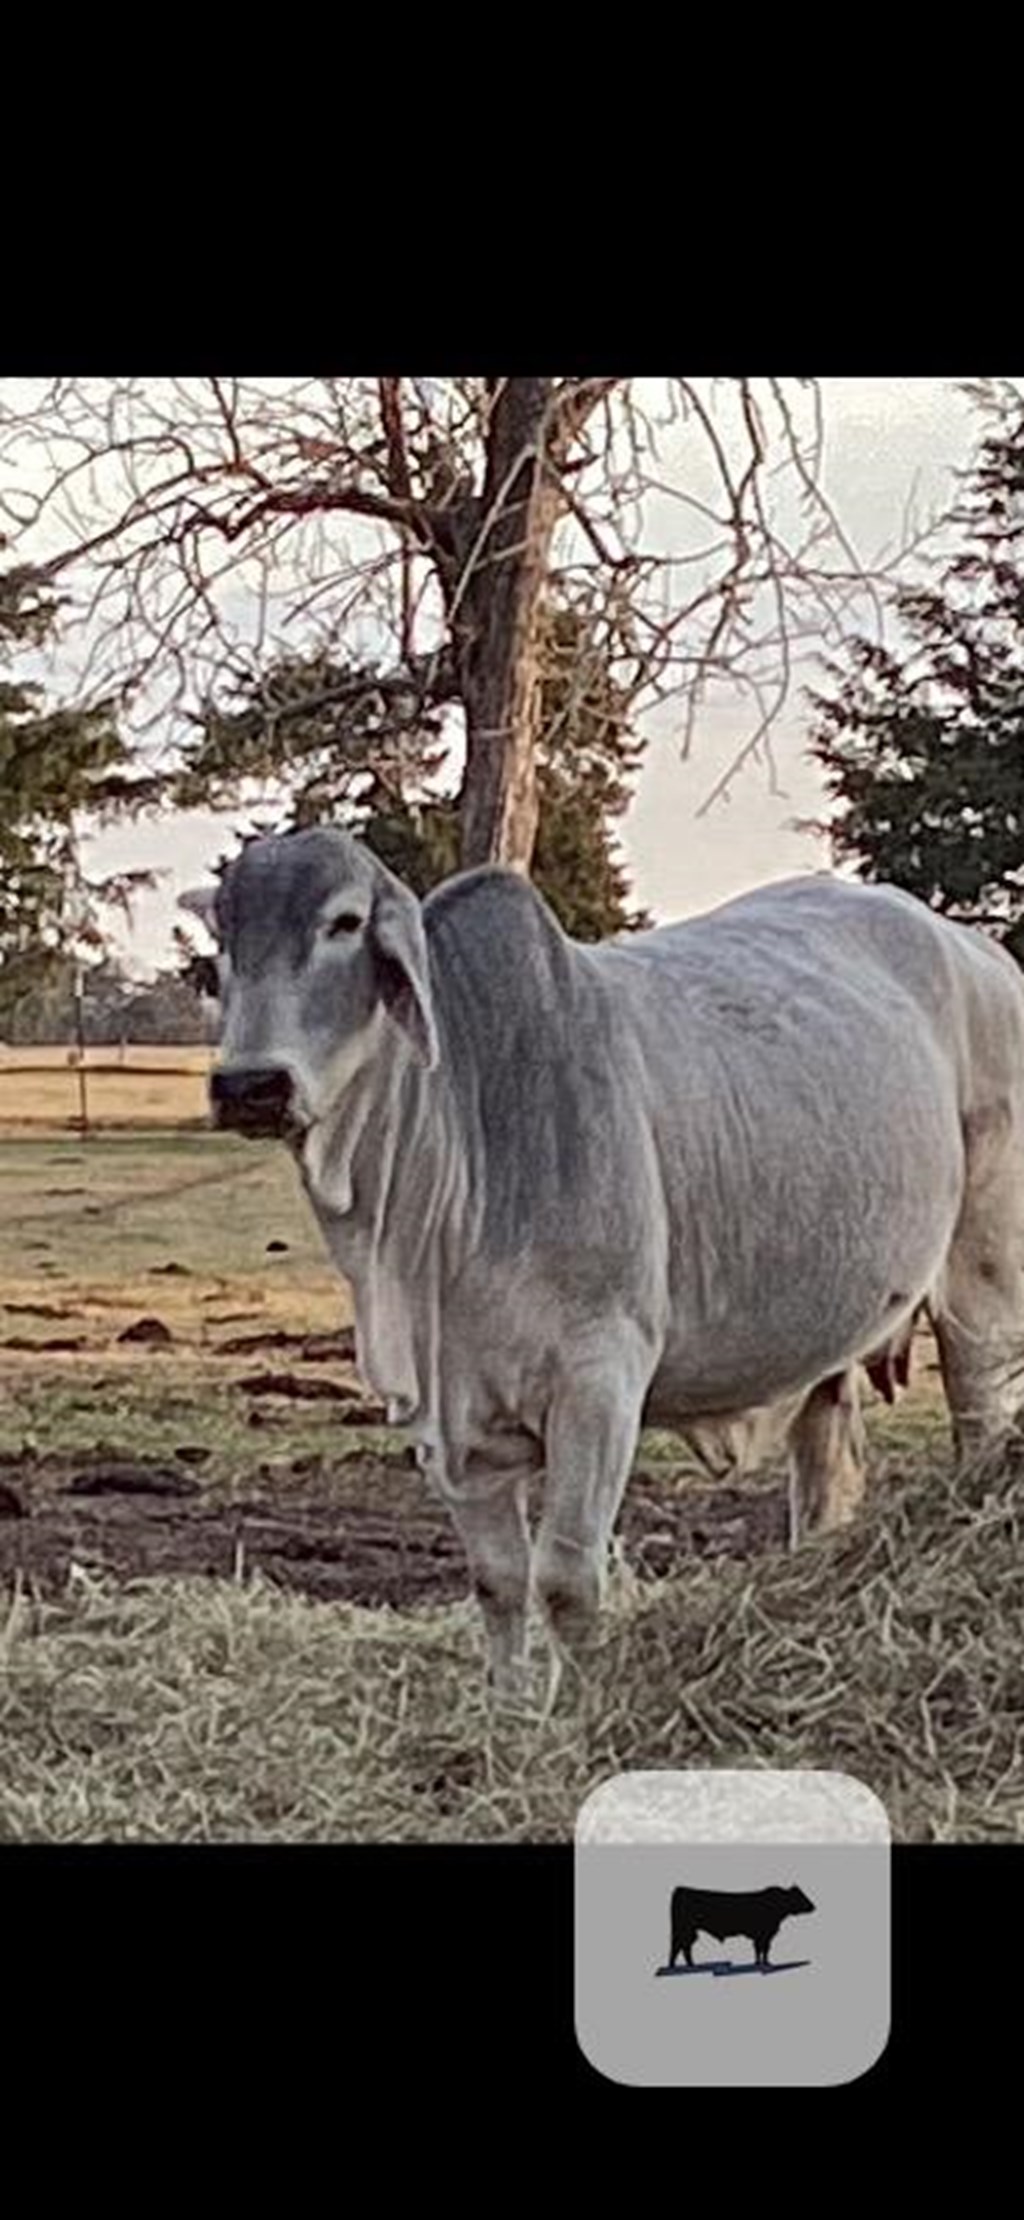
181;830;1024;1698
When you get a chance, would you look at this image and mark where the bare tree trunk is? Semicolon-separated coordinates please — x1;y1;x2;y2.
457;378;561;872
429;379;563;874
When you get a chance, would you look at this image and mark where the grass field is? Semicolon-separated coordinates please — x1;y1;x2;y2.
1;1114;1019;1846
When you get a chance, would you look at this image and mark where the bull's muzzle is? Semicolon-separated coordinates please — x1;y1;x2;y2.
210;1063;298;1140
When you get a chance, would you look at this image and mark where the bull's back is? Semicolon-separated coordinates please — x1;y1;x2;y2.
672;1886;780;1937
612;875;1024;1102
598;880;1024;1410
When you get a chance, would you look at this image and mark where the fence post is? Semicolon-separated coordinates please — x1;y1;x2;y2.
73;967;90;1139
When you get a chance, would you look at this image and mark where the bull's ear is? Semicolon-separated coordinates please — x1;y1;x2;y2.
178;884;219;935
370;885;438;1070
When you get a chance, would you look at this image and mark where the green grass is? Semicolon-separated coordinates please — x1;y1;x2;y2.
0;1134;389;1471
0;1360;380;1469
0;1131;331;1289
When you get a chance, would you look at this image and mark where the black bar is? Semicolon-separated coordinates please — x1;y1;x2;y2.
0;1843;1018;2112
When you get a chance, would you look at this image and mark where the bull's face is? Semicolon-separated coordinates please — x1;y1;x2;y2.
180;828;438;1143
787;1885;815;1915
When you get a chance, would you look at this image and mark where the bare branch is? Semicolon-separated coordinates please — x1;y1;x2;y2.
0;375;941;862
377;377;413;504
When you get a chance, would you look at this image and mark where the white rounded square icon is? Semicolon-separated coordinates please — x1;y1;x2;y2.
575;1770;890;2088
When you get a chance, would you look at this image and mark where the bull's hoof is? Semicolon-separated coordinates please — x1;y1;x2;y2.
790;1495;863;1549
539;1622;604;1715
543;1594;601;1657
485;1657;529;1708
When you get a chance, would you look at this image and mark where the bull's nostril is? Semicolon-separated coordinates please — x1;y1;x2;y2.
211;1068;291;1101
210;1065;295;1134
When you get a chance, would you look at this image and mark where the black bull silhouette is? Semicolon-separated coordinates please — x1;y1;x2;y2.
669;1884;815;1970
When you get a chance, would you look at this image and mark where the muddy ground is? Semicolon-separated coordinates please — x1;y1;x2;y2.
0;1125;940;1615
0;1435;789;1609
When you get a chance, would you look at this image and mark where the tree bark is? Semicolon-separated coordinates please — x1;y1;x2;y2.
434;379;562;874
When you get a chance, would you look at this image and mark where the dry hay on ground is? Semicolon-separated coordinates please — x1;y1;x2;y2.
1;1432;1022;1844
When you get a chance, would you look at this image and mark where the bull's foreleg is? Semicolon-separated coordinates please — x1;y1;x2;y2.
757;1926;778;1968
444;1466;532;1703
535;1352;647;1697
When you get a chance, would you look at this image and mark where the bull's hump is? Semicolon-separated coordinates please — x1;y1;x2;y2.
423;866;554;931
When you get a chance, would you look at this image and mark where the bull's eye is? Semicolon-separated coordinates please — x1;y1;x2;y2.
325;911;364;940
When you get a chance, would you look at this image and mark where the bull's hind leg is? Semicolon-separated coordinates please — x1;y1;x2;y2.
535;1333;652;1697
670;1928;696;1971
788;1370;867;1547
931;1107;1024;1463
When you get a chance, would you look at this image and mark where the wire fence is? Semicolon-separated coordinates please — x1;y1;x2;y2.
0;1050;213;1135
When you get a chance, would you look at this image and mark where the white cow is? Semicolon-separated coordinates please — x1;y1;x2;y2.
183;834;1024;1697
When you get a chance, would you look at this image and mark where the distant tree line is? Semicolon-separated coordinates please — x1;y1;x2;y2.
0;569;142;1028
0;954;214;1047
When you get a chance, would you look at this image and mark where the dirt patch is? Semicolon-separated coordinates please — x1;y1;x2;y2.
0;1451;788;1609
215;1328;356;1362
627;1471;787;1572
1;1336;87;1353
2;1302;78;1320
67;1464;201;1499
236;1370;362;1403
117;1317;174;1347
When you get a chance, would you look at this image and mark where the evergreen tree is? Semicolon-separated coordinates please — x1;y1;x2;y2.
808;382;1024;958
178;602;652;940
0;571;134;1023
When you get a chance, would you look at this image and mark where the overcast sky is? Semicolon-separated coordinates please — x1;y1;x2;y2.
76;377;983;968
